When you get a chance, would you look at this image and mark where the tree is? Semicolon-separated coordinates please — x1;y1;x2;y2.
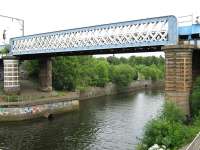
111;64;136;86
94;60;109;87
24;60;39;78
52;56;79;91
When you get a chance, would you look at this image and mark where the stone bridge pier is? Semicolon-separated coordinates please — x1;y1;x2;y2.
163;44;200;115
3;57;52;94
38;57;52;92
3;57;20;94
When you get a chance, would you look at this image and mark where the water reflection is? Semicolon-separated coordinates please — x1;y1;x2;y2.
0;89;164;150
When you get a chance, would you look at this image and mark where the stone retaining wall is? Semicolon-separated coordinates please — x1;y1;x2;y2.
80;80;163;100
0;80;163;121
0;100;79;121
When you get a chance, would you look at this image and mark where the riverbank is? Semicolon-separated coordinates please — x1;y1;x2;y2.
0;89;164;150
0;80;163;121
79;80;163;100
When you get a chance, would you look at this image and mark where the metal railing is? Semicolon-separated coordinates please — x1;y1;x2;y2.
185;132;200;150
178;15;193;26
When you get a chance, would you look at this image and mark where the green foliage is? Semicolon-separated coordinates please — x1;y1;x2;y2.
24;60;39;78
0;45;9;54
190;77;200;116
76;56;109;89
138;75;200;150
52;56;79;91
93;60;109;87
140;65;163;81
128;56;164;66
160;101;185;122
141;119;192;150
138;102;195;150
111;64;137;86
24;56;164;91
107;56;121;65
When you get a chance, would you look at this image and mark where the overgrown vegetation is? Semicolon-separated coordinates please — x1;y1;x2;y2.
110;64;137;86
0;45;9;54
190;77;200;116
137;77;200;150
24;55;164;91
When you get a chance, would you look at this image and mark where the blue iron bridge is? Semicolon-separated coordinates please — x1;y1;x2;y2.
8;15;200;58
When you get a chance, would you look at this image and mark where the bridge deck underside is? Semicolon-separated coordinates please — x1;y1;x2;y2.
17;46;161;59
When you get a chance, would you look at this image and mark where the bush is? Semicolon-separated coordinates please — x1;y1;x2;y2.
93;60;109;87
0;45;9;54
24;60;39;78
190;77;200;116
76;57;110;88
140;65;163;81
111;64;137;86
24;56;164;91
141;119;191;149
52;56;79;91
138;102;194;150
160;101;184;122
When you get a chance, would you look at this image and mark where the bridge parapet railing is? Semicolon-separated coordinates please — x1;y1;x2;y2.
10;15;177;55
184;132;200;150
178;15;193;26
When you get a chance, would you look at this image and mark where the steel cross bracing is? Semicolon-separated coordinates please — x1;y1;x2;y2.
10;15;177;56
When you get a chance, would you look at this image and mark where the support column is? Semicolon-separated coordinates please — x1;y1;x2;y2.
0;60;3;81
3;57;20;94
39;57;52;92
192;50;200;82
163;45;193;115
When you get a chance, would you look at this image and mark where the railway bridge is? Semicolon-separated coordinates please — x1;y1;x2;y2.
1;15;200;114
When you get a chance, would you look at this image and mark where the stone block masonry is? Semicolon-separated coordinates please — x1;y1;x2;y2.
0;99;79;121
79;80;161;100
3;57;20;94
39;57;52;92
163;45;193;115
0;80;162;122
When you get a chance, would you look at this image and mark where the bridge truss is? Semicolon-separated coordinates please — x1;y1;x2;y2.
10;15;177;56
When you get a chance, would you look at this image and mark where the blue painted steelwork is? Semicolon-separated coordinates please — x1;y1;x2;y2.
10;15;177;56
179;24;200;36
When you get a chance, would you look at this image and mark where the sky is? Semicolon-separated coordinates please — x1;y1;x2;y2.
0;0;199;57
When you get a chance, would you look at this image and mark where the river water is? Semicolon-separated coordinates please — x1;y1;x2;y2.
0;89;164;150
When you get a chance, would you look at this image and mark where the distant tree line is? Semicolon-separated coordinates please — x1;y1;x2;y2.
24;55;164;91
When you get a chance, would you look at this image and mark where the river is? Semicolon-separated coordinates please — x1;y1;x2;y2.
0;89;164;150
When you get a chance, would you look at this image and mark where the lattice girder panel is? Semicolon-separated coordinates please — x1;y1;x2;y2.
10;15;177;55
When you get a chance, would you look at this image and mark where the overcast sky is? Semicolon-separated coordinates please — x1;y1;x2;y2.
0;0;199;57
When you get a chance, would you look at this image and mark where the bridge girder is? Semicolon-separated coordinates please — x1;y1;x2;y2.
10;15;177;56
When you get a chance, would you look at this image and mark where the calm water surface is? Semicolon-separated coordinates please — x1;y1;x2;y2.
0;89;164;150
